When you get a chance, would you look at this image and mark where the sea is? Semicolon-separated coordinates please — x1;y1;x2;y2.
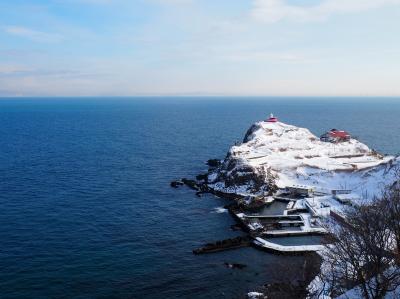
1;97;400;299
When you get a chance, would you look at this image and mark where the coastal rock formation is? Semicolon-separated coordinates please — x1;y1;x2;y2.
208;119;399;199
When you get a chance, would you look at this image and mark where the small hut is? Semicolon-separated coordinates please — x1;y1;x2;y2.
320;129;351;143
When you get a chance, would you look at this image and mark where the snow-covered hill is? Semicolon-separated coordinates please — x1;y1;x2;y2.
208;120;399;199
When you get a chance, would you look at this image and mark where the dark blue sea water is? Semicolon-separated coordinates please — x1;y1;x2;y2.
1;97;400;299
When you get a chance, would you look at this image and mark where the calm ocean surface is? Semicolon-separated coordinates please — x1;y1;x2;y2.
1;97;400;299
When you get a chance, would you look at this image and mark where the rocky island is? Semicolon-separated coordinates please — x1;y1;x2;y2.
208;114;396;199
172;114;400;298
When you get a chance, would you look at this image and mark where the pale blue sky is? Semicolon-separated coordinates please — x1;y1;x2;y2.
1;0;400;96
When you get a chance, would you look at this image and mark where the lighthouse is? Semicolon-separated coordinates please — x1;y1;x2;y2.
266;113;278;123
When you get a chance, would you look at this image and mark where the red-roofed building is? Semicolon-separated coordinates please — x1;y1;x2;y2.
320;129;351;143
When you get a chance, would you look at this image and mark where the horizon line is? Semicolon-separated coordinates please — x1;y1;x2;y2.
1;95;400;99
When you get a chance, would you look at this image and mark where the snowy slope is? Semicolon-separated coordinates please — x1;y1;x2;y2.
209;120;399;199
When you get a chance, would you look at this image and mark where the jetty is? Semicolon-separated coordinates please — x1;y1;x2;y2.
243;214;301;220
193;236;251;254
262;227;326;237
253;237;324;254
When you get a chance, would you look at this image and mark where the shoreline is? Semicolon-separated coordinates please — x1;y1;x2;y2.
171;175;324;298
171;118;400;298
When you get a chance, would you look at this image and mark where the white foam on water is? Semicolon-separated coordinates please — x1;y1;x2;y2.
212;207;228;214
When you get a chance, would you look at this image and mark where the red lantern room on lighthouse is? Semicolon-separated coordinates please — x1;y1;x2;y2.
266;113;278;123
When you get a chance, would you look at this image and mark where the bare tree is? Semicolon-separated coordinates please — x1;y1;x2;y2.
316;197;400;299
380;178;400;256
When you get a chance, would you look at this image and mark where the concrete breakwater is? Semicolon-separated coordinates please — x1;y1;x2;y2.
172;177;326;255
193;236;251;254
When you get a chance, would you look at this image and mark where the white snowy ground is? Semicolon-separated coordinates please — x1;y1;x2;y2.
214;120;400;299
336;283;400;299
308;256;400;299
209;120;399;200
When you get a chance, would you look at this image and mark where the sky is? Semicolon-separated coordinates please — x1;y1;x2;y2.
0;0;400;97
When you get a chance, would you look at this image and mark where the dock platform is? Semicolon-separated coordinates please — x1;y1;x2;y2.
262;227;327;237
253;237;324;254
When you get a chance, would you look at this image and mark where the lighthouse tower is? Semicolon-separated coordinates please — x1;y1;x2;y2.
266;113;278;123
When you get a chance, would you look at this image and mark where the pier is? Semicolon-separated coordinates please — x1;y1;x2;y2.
262;228;327;237
253;237;324;254
243;214;301;219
